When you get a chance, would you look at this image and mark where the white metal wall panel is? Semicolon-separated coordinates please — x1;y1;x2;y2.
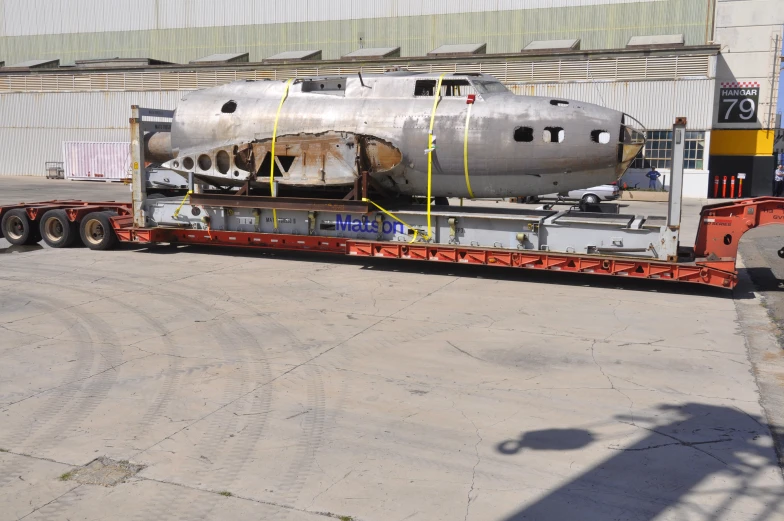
2;0;665;35
0;90;187;175
62;141;130;180
508;79;715;129
0;78;712;176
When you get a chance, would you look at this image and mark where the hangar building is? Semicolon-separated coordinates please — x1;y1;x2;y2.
0;0;781;197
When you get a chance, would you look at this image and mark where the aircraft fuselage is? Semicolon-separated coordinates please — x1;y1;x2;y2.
163;73;645;198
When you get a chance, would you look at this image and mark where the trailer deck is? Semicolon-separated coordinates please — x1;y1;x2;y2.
1;111;782;290
1;195;782;290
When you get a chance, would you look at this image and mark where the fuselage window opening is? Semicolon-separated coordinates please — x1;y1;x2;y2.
514;126;534;142
414;79;476;97
258;152;296;177
221;101;237;113
300;79;347;96
590;130;611;144
543;127;565;143
549;99;569;107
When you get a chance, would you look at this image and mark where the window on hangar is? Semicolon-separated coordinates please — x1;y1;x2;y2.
631;130;705;170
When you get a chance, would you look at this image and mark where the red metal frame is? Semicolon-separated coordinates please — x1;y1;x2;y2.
108;218;740;289
0;200;131;223
4;197;783;290
346;241;737;288
694;197;784;273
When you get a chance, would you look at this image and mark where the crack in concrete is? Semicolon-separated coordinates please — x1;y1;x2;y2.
447;340;489;364
590;340;636;426
618;420;730;465
307;469;354;509
0;448;76;467
608;438;731;452
0;353;155;409
137;475;352;520
0;290;137;328
15;484;82;520
459;409;482;521
130;278;465;500
130;314;388;459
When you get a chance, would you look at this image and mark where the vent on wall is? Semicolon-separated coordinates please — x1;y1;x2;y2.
627;34;684;49
264;50;322;63
523;39;581;52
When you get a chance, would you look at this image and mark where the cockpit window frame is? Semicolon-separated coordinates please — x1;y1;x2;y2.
413;79;478;98
471;80;510;95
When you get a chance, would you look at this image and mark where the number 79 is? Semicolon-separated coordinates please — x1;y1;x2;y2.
724;98;756;120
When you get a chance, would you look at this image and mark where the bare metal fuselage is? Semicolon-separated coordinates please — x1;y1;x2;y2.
160;73;644;198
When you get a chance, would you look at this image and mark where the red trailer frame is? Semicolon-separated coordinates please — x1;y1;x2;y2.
4;196;780;290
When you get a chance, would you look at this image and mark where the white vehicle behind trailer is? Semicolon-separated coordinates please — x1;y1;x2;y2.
529;184;620;205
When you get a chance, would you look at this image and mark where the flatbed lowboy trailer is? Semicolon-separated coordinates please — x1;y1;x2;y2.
1;111;781;290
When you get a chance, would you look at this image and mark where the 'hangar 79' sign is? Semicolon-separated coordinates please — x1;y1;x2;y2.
718;82;759;123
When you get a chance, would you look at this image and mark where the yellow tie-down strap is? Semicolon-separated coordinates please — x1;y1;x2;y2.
357;74;446;244
270;78;294;227
463;100;476;199
425;73;446;240
362;198;420;244
171;189;193;219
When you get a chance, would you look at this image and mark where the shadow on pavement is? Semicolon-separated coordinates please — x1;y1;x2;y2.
743;266;784;293
498;429;595;455
498;403;783;521
0;244;44;254
127;243;736;299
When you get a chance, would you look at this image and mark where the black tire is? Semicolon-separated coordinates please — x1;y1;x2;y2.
79;212;118;251
1;209;40;246
581;194;601;205
39;209;78;248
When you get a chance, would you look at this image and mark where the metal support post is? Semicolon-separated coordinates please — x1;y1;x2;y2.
130;105;147;228
667;117;687;230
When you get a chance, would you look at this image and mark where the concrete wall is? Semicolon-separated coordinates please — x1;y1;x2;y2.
622;168;711;198
713;0;783;129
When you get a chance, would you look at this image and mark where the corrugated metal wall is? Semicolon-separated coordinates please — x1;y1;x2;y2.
0;54;714;93
0;0;712;63
0;79;713;176
0;91;186;176
508;79;715;129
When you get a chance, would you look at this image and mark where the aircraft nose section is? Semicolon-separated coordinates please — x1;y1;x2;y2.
617;113;646;178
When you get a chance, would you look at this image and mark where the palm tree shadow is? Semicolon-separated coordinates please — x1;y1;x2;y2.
499;403;784;521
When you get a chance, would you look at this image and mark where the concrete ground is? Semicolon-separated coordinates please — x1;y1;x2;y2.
1;177;783;521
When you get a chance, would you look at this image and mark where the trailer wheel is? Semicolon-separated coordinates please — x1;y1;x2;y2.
79;212;118;250
1;209;40;246
40;209;78;248
581;194;600;205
